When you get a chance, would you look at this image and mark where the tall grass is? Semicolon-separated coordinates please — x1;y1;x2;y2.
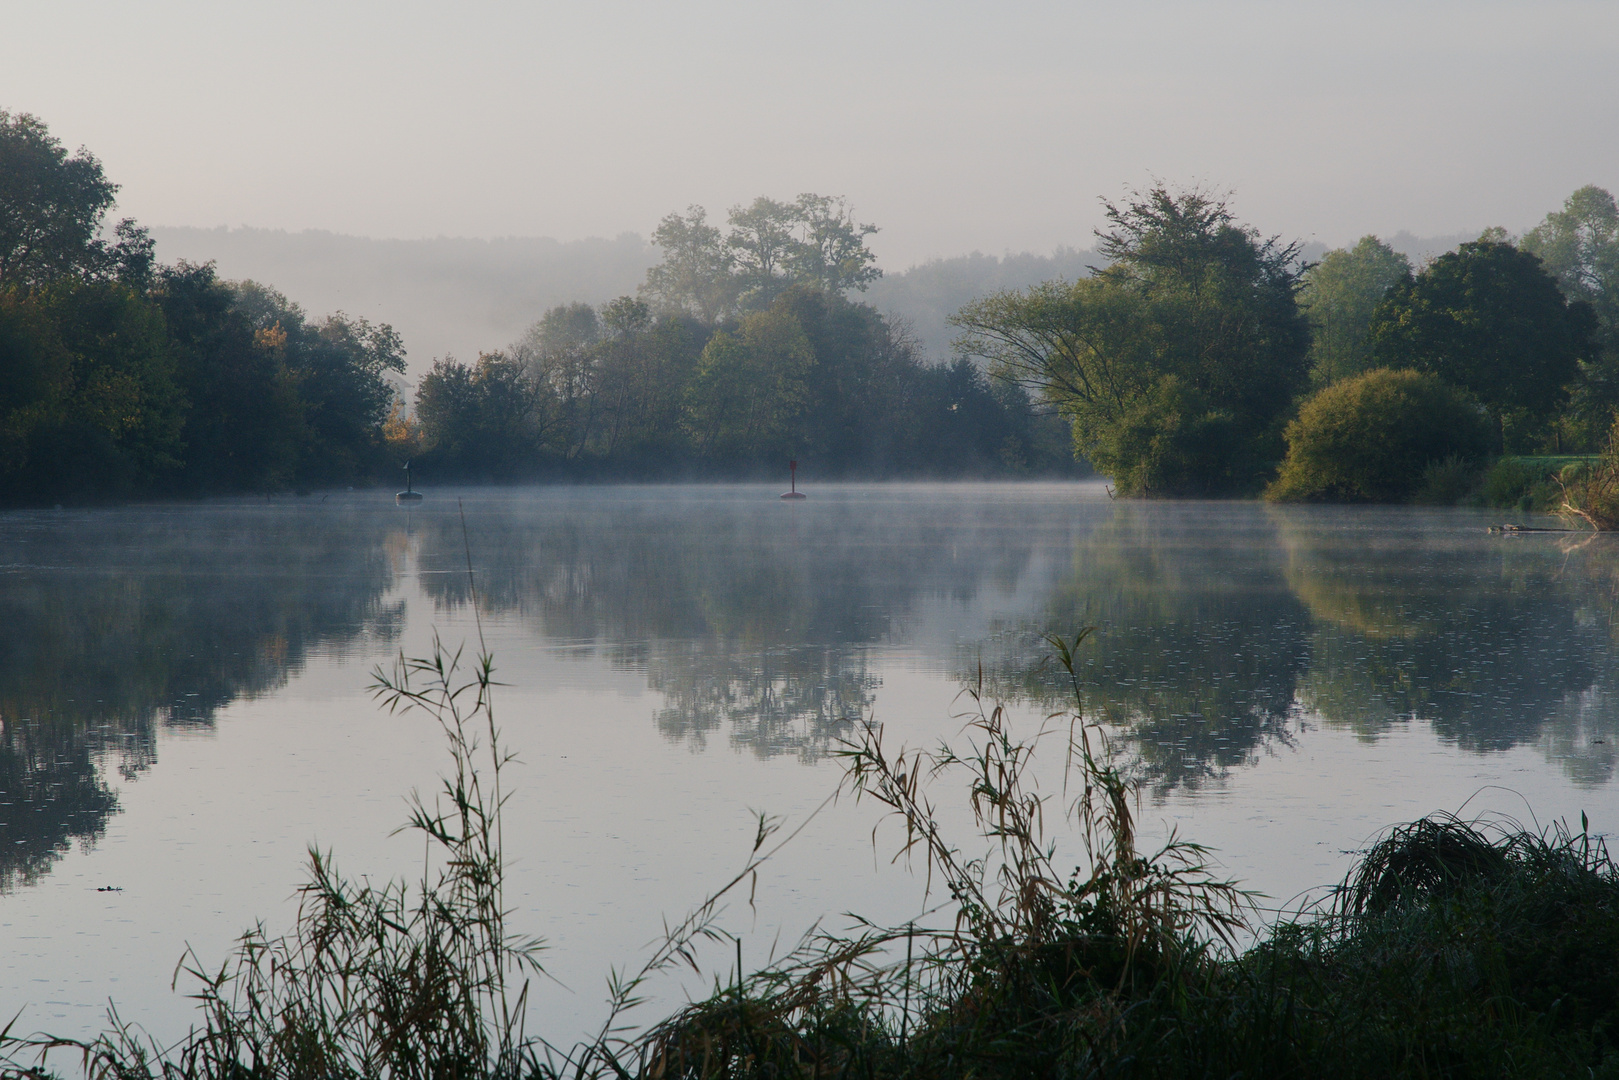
580;631;1619;1079
2;638;543;1079
1555;418;1619;529
4;628;1617;1079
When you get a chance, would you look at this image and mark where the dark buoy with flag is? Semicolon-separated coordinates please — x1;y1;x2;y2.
780;459;806;500
397;461;424;504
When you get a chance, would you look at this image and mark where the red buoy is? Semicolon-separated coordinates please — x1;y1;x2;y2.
780;459;806;500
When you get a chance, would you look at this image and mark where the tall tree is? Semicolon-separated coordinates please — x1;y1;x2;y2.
154;262;302;492
520;301;600;354
515;303;602;461
0;280;184;499
1521;186;1619;443
415;352;551;476
232;283;406;483
785;194;881;295
640;195;881;321
771;284;910;469
726;197;800;309
0;111;150;289
955;186;1310;494
1299;236;1412;387
683;307;813;460
640;206;737;322
1522;186;1619;340
1368;239;1598;451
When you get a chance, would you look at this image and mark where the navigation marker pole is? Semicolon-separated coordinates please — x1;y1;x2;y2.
780;459;807;500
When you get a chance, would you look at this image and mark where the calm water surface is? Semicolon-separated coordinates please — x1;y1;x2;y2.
2;482;1615;1042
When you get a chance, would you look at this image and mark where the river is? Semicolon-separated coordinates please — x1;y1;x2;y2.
1;482;1614;1044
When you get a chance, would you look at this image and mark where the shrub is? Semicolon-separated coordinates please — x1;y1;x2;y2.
1554;418;1619;530
1267;368;1493;503
1483;456;1536;508
1412;454;1477;505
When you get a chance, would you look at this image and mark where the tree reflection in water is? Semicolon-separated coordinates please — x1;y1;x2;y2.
411;490;1048;761
10;489;1611;894
962;503;1619;795
963;503;1312;795
407;493;1619;789
1275;508;1619;783
649;644;874;762
0;503;402;890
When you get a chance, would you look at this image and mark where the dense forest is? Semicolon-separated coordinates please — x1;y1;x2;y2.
0;113;1074;503
5;107;1618;505
956;183;1619;513
0;112;412;501
407;197;1075;480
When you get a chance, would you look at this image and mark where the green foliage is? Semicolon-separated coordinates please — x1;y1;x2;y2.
1479;455;1601;512
0;279;184;500
1522;186;1619;356
154;262;304;492
1522;185;1619;448
640;194;880;320
1301;236;1412;387
0;110;119;289
230;282;406;486
954;185;1311;495
1482;456;1538;509
418;287;1072;480
0;113;409;504
1267;368;1493;503
683;307;814;459
1369;239;1599;451
1291;814;1619;1078
1551;418;1619;530
1411;454;1477;505
416;352;551;478
523;300;600;353
1088;376;1240;496
640;206;736;323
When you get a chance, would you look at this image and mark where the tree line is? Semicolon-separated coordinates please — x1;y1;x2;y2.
0;110;408;502
954;184;1618;501
407;195;1074;480
0;113;1074;502
9;105;1614;504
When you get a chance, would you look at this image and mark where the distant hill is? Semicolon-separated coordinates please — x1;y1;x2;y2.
151;227;657;374
151;226;1478;380
863;248;1101;360
152;227;1116;372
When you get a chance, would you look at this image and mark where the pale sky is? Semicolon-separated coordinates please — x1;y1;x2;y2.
5;0;1617;268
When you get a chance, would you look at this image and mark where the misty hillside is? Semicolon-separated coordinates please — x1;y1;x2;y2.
862;248;1101;358
150;228;658;375
151;227;1476;379
151;227;1116;370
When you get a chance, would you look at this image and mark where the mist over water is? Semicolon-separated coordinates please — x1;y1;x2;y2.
1;484;1614;1043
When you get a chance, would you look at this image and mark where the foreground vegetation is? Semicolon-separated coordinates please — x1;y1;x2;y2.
3;632;1615;1079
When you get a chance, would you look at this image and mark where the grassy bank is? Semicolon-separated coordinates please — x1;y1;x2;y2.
3;633;1616;1079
